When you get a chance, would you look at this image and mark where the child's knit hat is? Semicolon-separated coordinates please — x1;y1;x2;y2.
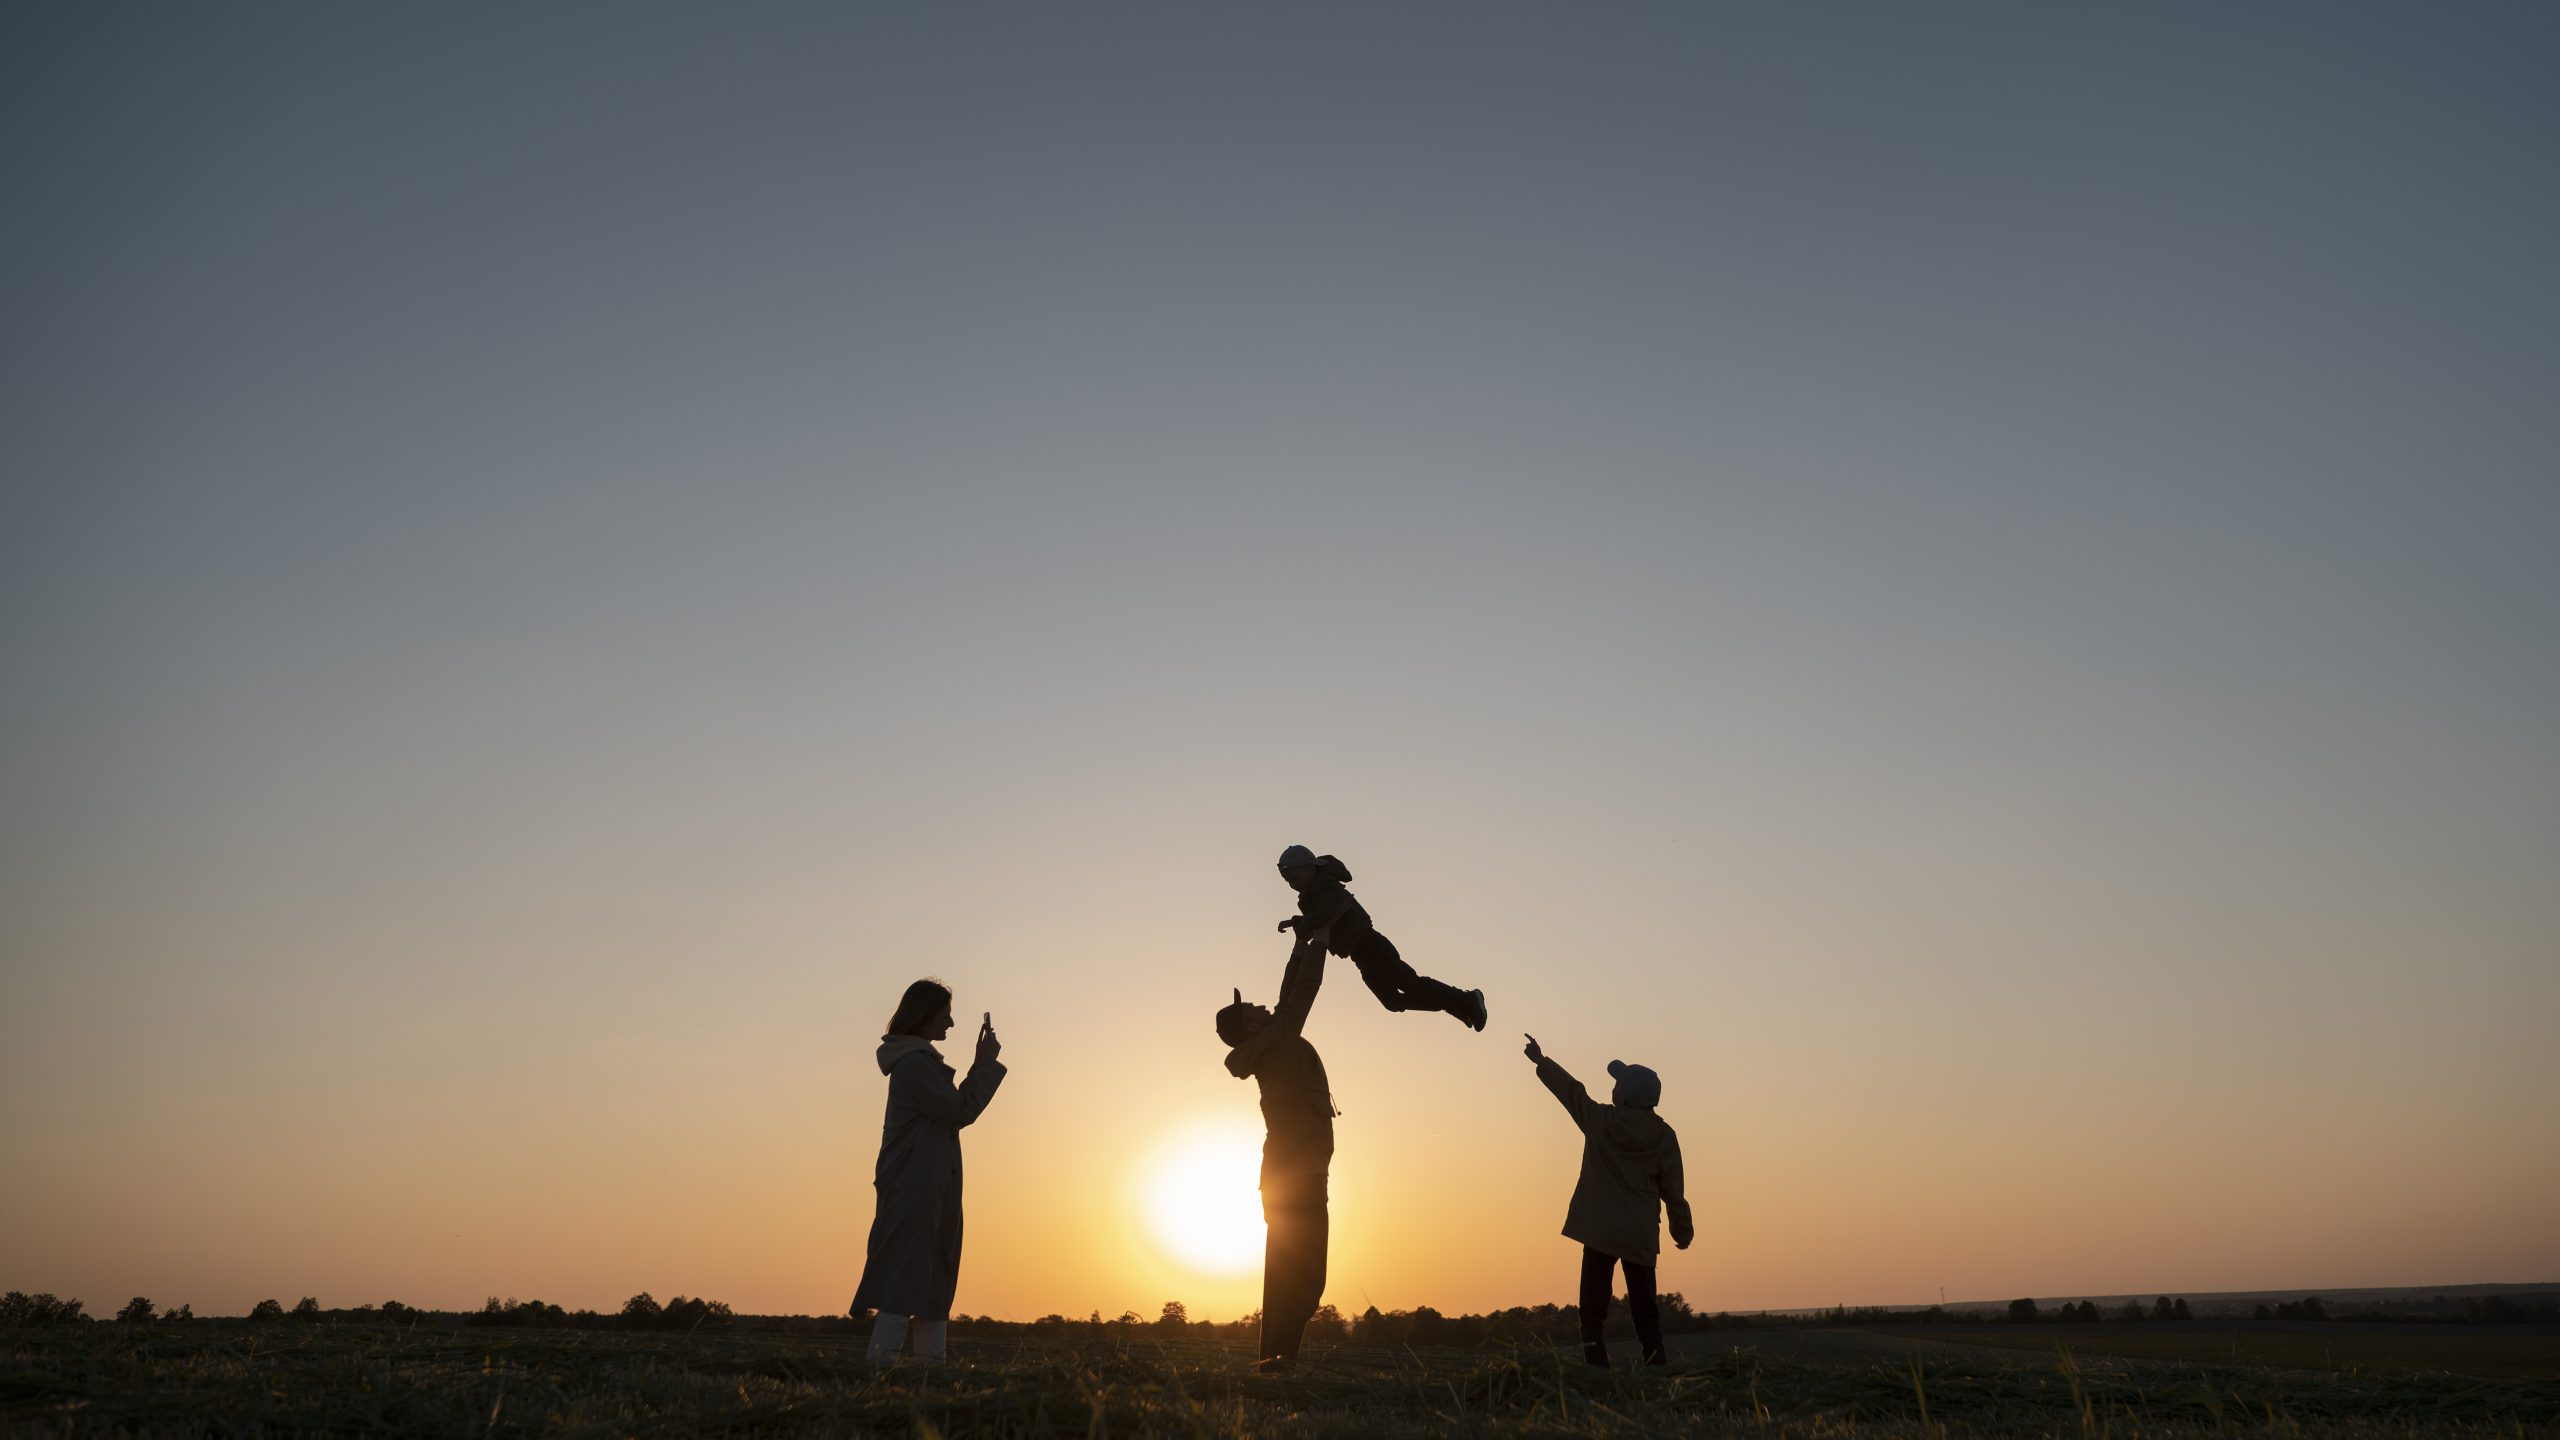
1277;845;1354;883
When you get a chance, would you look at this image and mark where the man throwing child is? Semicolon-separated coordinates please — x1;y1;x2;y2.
1219;932;1336;1371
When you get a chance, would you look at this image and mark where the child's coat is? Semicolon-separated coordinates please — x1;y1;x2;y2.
1536;1057;1694;1261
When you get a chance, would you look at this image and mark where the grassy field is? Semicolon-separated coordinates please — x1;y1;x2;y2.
1910;1323;2560;1381
5;1322;2558;1437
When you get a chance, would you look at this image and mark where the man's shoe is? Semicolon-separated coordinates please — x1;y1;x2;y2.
1254;1355;1295;1375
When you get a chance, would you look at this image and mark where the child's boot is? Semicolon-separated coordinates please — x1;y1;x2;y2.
1459;989;1488;1032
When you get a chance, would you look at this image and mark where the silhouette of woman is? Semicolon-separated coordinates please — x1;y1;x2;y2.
850;978;1005;1362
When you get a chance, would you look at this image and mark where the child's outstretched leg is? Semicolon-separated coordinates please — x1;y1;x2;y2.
1348;933;1486;1030
1353;962;1410;1012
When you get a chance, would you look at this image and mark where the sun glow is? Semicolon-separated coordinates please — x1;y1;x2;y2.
1141;1122;1266;1275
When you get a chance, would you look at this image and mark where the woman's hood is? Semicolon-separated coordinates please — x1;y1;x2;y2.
876;1035;942;1074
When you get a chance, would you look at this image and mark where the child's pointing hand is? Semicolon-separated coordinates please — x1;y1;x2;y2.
1522;1033;1544;1064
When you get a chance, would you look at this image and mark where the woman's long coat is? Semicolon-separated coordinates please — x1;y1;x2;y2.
850;1036;1007;1321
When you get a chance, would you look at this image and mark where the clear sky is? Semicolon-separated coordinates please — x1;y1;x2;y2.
3;2;2555;1322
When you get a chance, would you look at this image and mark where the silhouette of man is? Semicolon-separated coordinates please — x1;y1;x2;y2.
1218;934;1333;1372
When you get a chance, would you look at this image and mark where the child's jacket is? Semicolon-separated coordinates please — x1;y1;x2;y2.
1537;1057;1694;1262
1285;880;1377;959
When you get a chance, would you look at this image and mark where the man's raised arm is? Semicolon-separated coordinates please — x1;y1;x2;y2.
1224;932;1328;1078
1267;931;1327;1041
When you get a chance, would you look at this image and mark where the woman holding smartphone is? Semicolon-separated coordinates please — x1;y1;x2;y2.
850;978;1006;1362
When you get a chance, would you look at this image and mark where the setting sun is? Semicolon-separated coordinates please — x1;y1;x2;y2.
1140;1123;1266;1275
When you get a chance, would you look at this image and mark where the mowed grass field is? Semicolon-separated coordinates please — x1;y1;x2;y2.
1906;1322;2560;1381
5;1322;2558;1437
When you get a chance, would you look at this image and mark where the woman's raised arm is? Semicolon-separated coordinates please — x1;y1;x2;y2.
892;1049;1006;1130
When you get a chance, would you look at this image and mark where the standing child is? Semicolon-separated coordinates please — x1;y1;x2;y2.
1274;845;1486;1031
1521;1033;1693;1367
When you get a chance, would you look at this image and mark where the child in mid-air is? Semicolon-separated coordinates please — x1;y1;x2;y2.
1273;845;1487;1031
1521;1033;1693;1367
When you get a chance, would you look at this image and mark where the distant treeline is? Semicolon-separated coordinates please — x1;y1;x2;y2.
0;1292;728;1331
2243;1295;2560;1325
11;1288;2555;1332
1987;1294;2560;1326
2005;1297;2193;1323
0;1294;91;1326
461;1294;737;1331
956;1298;1721;1348
0;1292;1707;1344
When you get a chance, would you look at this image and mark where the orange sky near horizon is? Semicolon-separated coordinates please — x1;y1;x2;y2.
6;819;2553;1321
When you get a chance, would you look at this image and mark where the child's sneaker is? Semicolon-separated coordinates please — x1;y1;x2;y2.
1459;989;1488;1032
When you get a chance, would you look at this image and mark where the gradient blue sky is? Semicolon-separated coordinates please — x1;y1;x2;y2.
4;3;2555;1319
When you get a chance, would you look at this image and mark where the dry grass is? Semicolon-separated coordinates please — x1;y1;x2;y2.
1909;1323;2560;1381
4;1321;2557;1436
